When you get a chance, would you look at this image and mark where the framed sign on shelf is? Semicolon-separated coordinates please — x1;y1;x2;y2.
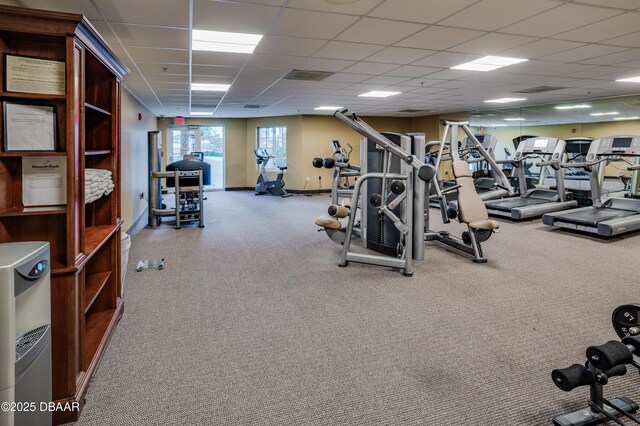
4;54;65;95
3;101;57;151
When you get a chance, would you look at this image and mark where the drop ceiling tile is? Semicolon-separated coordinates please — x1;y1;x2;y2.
340;62;401;74
384;66;444;77
137;63;189;75
361;75;412;85
313;41;385;61
125;47;189;63
270;8;359;39
193;0;281;34
368;0;476;24
580;48;640;65
573;0;640;9
553;12;640;43
192;51;249;67
411;52;476;68
97;0;189;26
499;39;586;59
322;73;373;83
396;26;486;50
396;78;448;87
111;23;189;49
603;31;640;48
89;21;119;45
541;44;629;62
192;65;241;77
238;67;289;79
450;33;538;55
145;74;190;84
363;47;435;65
336;17;425;45
568;66;636;79
19;0;101;20
287;0;384;14
253;36;326;56
500;4;622;37
439;0;559;31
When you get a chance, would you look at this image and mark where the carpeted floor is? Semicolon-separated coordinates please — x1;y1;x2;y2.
72;191;640;426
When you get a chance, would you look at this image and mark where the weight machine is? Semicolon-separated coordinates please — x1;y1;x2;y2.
550;304;640;426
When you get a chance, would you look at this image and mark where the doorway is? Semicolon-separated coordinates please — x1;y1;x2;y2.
168;125;225;190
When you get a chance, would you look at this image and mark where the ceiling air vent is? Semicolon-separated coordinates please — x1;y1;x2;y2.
398;109;430;113
514;86;566;93
244;104;268;109
283;69;334;81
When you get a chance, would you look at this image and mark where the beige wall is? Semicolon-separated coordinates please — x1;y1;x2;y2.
120;89;157;231
0;0;20;5
156;117;248;188
148;112;640;193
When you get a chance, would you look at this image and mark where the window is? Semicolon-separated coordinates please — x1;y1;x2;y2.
256;126;287;169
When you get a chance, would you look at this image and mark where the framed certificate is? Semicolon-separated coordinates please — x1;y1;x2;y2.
3;101;57;151
4;54;65;95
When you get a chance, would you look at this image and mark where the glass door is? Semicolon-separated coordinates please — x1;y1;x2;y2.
168;125;225;190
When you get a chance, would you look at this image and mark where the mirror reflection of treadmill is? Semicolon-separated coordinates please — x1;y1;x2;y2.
484;137;579;219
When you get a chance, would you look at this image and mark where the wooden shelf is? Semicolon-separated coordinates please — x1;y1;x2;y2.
0;6;126;423
85;150;111;156
0;151;66;157
85;102;112;116
1;91;66;101
84;271;111;313
84;224;117;256
0;206;66;217
83;308;116;367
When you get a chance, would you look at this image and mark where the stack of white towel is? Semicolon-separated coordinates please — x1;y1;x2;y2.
85;168;114;204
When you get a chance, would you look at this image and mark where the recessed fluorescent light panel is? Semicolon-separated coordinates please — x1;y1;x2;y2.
192;29;263;54
190;112;213;116
504;117;525;121
554;104;591;110
616;76;640;83
589;112;619;116
614;116;639;120
191;83;231;92
359;91;401;98
314;106;343;111
483;97;527;104
451;56;527;72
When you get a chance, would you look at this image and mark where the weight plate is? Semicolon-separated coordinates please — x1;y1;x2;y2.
612;303;640;338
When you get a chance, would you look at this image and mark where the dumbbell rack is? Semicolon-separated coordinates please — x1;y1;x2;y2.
552;338;640;426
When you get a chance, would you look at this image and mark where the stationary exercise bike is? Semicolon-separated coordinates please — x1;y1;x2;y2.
254;148;292;198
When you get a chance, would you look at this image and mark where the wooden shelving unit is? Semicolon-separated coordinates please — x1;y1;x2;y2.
0;5;128;424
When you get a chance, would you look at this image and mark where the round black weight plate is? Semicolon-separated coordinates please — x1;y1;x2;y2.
612;303;640;338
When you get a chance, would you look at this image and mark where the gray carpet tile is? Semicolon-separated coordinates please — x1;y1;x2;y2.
72;191;640;426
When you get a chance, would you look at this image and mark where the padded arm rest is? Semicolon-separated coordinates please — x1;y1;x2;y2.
315;215;341;230
468;219;499;231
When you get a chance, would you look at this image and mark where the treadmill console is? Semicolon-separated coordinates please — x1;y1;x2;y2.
516;137;564;157
591;135;640;156
463;133;497;152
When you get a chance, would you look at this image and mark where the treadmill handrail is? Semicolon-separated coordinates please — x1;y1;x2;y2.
628;164;640;171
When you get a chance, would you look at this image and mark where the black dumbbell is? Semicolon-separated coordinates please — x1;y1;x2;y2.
323;158;335;168
312;157;324;168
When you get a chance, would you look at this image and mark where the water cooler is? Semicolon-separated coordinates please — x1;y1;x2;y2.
0;242;52;426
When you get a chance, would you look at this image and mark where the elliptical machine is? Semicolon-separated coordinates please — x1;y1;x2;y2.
254;148;292;198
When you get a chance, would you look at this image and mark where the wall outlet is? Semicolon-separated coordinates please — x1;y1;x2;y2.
306;177;310;181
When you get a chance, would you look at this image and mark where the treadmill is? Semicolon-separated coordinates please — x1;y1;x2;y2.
542;135;640;237
484;137;578;220
462;134;500;193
